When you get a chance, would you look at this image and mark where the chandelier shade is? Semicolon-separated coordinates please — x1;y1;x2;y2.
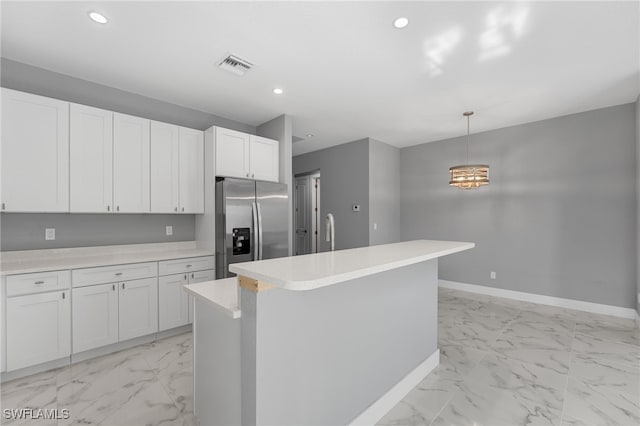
449;111;489;189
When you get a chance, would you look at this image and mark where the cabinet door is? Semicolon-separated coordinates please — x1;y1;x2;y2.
6;290;71;371
72;283;118;353
188;269;215;323
119;277;158;341
249;135;279;182
214;127;250;179
158;274;189;331
1;88;69;212
113;113;150;213
179;127;204;213
70;104;113;213
150;121;179;213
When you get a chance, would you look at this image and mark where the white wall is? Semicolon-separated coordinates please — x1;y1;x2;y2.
369;139;400;245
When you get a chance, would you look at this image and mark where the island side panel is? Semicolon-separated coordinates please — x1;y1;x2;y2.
194;299;241;426
241;260;438;426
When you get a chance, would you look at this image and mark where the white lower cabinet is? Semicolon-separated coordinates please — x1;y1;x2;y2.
6;290;71;371
119;277;158;341
158;274;189;331
72;283;118;353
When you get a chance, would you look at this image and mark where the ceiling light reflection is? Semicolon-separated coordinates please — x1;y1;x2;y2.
479;5;528;62
423;27;462;77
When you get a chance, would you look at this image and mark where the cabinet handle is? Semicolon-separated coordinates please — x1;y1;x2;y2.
115;272;123;276
1;202;5;210
122;283;125;290
116;205;120;212
112;284;115;291
107;205;110;212
191;273;194;279
246;173;250;177
175;207;178;212
34;280;45;285
62;292;65;299
252;173;255;178
181;207;184;212
186;264;192;268
184;274;187;280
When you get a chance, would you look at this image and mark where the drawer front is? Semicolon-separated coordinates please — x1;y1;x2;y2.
6;270;71;297
158;256;214;276
72;262;157;287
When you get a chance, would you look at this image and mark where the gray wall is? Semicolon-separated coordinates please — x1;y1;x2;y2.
369;138;401;246
293;139;370;251
400;104;637;309
0;59;254;251
257;115;294;256
0;213;194;251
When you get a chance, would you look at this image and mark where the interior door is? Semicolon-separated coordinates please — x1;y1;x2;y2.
294;176;311;255
256;181;289;260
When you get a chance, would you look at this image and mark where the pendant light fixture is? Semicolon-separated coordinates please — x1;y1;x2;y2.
449;111;489;189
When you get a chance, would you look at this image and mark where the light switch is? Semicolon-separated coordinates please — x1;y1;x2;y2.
166;226;173;236
45;228;56;241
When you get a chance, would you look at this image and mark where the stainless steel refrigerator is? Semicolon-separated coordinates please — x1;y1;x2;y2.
215;178;289;278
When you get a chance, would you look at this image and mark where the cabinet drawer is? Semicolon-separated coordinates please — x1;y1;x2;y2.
72;262;157;287
6;270;70;297
158;256;214;276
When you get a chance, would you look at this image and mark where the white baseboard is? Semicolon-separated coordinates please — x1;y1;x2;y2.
349;349;440;426
439;280;637;320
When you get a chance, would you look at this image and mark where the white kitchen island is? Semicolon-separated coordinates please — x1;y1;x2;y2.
185;240;474;426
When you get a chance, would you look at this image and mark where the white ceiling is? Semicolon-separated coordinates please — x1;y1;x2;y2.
2;1;639;155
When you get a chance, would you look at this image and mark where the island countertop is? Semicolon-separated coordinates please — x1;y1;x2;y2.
229;239;474;291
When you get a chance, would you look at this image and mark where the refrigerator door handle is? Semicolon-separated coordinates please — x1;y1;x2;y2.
256;202;264;260
252;202;259;261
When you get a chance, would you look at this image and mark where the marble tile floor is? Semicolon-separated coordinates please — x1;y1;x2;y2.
1;332;194;426
2;288;639;426
379;288;640;426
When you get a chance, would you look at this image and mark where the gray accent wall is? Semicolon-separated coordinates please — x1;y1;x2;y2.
400;103;637;309
293;139;370;251
1;213;195;251
1;58;256;133
369;138;401;246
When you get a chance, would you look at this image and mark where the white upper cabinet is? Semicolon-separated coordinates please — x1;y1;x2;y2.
113;113;150;213
179;127;204;213
215;127;250;179
249;135;280;182
1;88;69;212
150;121;180;213
70;104;113;213
150;123;204;214
214;127;279;182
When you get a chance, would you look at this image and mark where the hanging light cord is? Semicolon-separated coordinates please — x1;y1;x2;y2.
466;114;470;164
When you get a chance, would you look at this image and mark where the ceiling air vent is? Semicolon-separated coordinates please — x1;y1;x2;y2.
218;54;254;76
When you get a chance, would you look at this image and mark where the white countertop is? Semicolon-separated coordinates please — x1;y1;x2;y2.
1;241;214;275
184;277;241;319
229;240;474;291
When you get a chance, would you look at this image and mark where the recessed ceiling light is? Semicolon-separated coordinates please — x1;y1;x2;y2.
393;17;409;29
89;12;108;24
273;88;283;95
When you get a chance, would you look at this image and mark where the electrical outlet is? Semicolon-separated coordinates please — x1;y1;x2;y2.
165;226;173;236
490;271;496;280
45;228;56;241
